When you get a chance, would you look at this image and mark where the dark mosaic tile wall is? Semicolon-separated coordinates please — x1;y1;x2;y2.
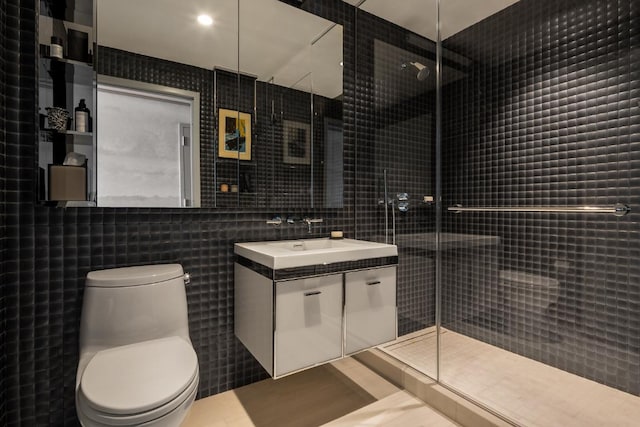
352;8;438;336
3;0;356;425
7;0;638;422
1;0;7;423
441;0;640;394
217;71;342;210
297;0;438;336
213;70;255;209
298;0;356;224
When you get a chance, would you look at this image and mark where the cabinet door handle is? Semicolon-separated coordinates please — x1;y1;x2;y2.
304;291;322;296
366;281;381;286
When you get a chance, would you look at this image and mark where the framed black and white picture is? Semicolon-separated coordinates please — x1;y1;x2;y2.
283;120;311;165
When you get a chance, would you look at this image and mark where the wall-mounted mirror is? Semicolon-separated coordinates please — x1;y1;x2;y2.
92;0;343;208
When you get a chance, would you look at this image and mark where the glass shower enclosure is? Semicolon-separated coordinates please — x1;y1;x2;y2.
357;0;639;425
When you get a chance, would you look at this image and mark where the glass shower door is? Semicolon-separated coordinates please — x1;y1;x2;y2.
353;0;439;378
438;0;640;425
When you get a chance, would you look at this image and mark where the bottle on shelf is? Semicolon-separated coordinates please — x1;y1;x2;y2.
74;99;91;132
50;36;63;59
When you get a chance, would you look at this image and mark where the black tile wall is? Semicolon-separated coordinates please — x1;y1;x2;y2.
352;8;438;336
3;0;442;422
252;82;343;209
5;0;39;423
14;0;639;422
295;0;439;336
442;0;640;394
298;0;356;226
213;69;251;208
3;1;357;426
1;0;7;423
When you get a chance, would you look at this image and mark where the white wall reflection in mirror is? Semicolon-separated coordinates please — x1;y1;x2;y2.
96;78;201;207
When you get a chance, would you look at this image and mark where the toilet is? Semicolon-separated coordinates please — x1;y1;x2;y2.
500;269;560;315
76;264;199;427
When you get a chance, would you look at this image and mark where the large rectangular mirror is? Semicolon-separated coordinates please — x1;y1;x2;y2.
89;0;343;208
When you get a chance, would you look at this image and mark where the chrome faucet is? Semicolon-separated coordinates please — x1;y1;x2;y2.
266;215;282;226
302;217;323;233
286;215;297;225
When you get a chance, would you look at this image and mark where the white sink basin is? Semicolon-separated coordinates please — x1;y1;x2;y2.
266;239;351;251
235;238;397;269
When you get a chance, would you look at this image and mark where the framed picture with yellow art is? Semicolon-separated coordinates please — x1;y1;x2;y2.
218;108;252;160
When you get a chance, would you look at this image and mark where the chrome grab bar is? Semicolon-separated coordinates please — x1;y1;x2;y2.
448;203;631;217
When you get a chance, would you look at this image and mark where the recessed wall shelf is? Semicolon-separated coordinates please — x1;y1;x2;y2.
40;54;93;68
41;129;93;137
37;6;96;204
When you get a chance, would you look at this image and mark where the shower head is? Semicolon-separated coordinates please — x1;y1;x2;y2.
402;61;430;81
412;62;430;81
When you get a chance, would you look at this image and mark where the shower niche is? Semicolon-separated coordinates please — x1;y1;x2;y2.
37;0;96;205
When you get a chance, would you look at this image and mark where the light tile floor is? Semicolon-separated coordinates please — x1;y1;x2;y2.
381;328;640;427
322;391;461;427
182;357;460;427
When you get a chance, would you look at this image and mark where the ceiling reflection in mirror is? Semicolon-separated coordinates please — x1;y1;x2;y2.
96;0;343;208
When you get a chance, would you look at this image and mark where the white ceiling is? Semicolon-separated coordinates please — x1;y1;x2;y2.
347;0;519;40
97;0;343;98
97;0;519;99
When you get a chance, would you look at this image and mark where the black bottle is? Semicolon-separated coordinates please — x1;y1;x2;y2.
75;99;90;132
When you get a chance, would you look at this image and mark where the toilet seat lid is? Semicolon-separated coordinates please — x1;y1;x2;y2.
80;336;198;415
86;264;184;287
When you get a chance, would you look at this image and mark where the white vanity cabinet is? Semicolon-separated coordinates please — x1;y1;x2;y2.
235;261;397;379
275;274;343;376
345;266;397;354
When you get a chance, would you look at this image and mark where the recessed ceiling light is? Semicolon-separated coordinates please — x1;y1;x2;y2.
339;61;344;67
197;14;213;26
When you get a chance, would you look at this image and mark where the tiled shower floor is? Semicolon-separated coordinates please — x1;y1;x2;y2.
381;328;640;427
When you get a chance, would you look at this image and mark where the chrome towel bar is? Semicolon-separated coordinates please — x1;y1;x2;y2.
448;203;631;217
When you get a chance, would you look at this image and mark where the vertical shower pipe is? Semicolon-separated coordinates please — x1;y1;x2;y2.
381;169;396;244
384;169;389;244
310;70;315;208
435;0;443;382
213;69;218;207
354;8;360;238
268;77;275;207
391;189;396;245
236;0;241;207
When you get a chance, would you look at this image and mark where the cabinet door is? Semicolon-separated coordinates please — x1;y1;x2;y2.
345;266;397;354
275;274;343;377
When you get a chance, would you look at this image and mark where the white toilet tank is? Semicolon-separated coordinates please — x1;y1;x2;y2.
80;264;191;352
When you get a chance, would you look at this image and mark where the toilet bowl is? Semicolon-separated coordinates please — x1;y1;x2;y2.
500;269;560;315
76;264;198;427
